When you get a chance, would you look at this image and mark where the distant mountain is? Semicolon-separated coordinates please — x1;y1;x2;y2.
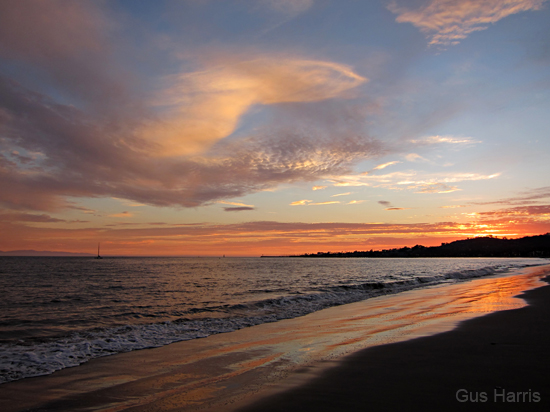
293;233;550;258
0;250;95;257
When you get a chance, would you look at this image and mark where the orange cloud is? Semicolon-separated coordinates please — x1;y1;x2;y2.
144;56;367;156
389;0;546;47
309;201;340;206
290;199;312;206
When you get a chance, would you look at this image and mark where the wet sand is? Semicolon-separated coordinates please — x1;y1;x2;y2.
237;271;550;411
0;265;549;411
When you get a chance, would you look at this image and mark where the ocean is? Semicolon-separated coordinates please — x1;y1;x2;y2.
0;256;547;384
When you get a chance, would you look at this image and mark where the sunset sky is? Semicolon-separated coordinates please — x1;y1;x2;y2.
1;0;550;256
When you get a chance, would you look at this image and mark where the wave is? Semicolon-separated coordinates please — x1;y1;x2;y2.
0;261;543;384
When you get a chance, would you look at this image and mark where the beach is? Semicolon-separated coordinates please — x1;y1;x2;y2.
0;264;549;411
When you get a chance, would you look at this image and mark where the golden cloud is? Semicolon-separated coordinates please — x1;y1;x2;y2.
143;56;367;156
290;199;312;206
372;161;401;171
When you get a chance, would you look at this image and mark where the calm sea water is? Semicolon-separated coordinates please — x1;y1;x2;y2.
0;256;547;384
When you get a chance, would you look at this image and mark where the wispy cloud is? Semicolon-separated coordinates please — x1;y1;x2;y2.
290;199;340;206
405;153;428;162
415;183;460;194
372;161;401;171
312;185;327;191
389;0;547;48
331;192;352;197
218;201;255;207
410;135;481;145
474;186;550;206
310;201;340;206
331;171;500;192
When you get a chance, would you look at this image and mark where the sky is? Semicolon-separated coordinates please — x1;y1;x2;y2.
1;0;550;256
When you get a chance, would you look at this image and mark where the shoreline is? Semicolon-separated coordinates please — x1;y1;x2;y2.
1;265;549;411
237;271;550;411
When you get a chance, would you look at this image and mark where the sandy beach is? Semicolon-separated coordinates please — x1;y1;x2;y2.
1;265;549;412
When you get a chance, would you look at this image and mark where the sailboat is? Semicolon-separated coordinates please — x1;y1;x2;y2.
96;243;103;259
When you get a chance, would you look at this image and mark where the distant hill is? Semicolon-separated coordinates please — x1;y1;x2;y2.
292;234;550;258
0;250;95;257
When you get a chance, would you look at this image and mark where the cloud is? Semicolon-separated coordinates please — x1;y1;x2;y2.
146;56;367;156
372;161;401;171
310;201;340;205
378;200;409;210
474;186;550;206
290;199;312;206
218;201;255;207
330;171;500;191
0;212;66;223
415;183;460;193
410;135;481;145
405;153;428;162
290;199;340;206
312;185;327;190
440;204;468;209
0;38;380;212
476;205;550;219
361;160;401;175
0;1;140;115
0;2;380;215
224;206;255;212
331;192;352;197
388;0;547;48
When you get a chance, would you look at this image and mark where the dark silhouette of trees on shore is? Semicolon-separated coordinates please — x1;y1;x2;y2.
290;233;550;258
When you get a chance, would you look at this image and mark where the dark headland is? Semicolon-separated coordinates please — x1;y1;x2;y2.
268;233;550;258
